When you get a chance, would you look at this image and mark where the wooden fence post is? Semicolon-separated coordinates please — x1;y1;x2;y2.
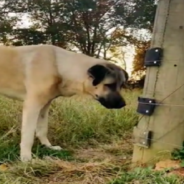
132;0;184;164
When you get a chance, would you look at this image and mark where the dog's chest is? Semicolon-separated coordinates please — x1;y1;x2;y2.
0;73;26;100
59;86;76;97
59;80;82;97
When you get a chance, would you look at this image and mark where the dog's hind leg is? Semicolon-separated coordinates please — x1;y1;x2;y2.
36;102;62;150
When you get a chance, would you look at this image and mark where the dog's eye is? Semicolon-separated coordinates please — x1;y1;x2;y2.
105;83;116;90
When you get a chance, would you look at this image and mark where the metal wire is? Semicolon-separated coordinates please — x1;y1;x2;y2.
132;81;184;149
136;102;184;107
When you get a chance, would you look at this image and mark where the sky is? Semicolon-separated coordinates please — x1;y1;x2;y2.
9;12;149;77
9;13;32;28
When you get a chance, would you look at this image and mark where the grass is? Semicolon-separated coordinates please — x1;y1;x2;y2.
0;89;182;184
0;90;138;161
110;167;183;184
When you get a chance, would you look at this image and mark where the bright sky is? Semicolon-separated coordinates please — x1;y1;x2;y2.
9;13;32;28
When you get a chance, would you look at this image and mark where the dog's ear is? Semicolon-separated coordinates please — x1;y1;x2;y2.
87;64;109;86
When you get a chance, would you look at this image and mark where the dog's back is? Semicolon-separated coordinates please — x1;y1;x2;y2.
0;46;26;99
0;44;109;100
0;45;61;100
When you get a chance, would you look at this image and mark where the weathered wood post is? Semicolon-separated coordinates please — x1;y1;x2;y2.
132;0;184;164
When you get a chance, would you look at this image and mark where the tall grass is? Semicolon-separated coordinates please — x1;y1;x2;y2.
0;89;140;162
49;93;139;147
0;89;182;184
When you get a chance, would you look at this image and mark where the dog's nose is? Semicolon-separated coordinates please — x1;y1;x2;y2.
111;97;126;109
117;100;126;108
97;96;126;109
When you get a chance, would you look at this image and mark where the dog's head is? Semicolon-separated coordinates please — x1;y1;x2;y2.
85;63;128;109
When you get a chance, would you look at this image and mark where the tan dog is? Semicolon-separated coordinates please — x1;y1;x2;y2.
0;44;128;161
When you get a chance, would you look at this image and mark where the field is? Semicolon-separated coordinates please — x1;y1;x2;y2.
0;89;183;184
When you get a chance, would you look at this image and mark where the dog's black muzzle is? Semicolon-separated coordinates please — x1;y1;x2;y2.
97;93;126;109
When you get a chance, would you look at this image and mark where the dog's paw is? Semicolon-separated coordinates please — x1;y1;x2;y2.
20;154;32;162
48;145;63;150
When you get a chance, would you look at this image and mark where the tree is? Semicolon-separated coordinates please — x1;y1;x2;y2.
119;0;156;79
0;1;18;45
61;0;156;57
132;40;150;79
11;28;47;46
15;0;156;56
4;0;157;68
115;0;157;31
28;0;67;46
7;0;68;47
107;28;140;69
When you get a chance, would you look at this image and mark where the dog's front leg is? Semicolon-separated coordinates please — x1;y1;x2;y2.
36;103;62;150
20;98;42;162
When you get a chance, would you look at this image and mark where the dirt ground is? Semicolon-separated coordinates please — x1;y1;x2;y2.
42;139;133;184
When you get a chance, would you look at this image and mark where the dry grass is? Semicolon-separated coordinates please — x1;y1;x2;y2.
0;89;182;183
1;89;169;184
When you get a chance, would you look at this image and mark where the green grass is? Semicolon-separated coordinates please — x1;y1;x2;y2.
0;89;181;184
0;89;140;162
48;91;139;147
0;140;73;162
110;167;182;184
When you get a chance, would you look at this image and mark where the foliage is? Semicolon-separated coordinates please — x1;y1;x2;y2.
172;142;184;165
132;40;151;78
11;28;48;46
0;1;18;45
0;0;157;77
4;0;156;56
115;0;157;31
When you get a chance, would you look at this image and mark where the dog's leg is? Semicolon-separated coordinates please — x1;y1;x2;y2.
20;97;42;162
36;103;62;150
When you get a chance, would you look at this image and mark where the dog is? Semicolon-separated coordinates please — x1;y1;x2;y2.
0;44;128;162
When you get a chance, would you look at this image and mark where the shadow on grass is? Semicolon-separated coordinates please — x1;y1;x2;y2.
0;139;73;163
